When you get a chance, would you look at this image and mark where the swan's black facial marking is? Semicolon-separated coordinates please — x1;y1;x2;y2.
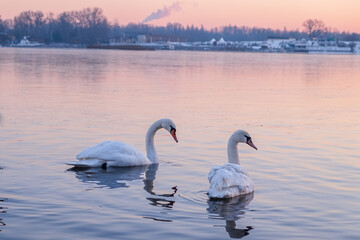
169;125;178;143
170;125;176;133
101;162;107;169
245;134;257;150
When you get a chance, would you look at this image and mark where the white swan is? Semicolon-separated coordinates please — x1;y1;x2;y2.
208;130;257;198
66;118;178;168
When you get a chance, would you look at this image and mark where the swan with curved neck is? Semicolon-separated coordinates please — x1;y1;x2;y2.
66;118;178;168
145;119;178;162
208;130;257;199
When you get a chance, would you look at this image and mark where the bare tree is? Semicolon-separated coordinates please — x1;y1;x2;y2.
303;19;315;37
0;15;9;43
303;19;326;38
13;11;46;40
0;15;4;32
313;19;326;37
53;11;77;43
75;8;109;44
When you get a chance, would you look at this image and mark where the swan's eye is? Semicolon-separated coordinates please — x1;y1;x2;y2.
245;135;251;141
170;125;176;132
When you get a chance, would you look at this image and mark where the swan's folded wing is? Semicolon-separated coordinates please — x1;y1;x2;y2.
208;163;254;198
208;164;248;185
76;141;150;166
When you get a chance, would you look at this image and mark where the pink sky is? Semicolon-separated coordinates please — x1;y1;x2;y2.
1;0;360;33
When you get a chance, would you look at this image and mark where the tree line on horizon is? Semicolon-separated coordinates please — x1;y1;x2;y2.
0;7;359;45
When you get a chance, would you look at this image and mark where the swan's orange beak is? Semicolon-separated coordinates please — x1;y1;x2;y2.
170;129;178;143
246;139;257;150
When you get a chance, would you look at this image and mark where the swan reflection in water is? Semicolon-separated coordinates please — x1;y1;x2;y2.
67;164;177;209
0;196;7;232
0;167;6;231
207;193;254;238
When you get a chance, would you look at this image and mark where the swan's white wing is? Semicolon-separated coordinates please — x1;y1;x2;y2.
208;163;254;198
67;141;151;167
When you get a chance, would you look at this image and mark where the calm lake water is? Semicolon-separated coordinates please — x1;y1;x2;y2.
0;48;359;239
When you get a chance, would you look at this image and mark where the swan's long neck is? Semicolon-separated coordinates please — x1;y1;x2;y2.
227;134;240;164
145;120;162;163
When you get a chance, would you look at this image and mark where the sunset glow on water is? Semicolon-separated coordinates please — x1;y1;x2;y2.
0;48;359;239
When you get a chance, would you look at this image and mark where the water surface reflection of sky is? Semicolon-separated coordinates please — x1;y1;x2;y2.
0;48;359;239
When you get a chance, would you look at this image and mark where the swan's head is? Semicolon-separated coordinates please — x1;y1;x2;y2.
232;130;257;150
160;118;178;143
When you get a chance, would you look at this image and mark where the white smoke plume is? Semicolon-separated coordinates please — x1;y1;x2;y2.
142;2;182;23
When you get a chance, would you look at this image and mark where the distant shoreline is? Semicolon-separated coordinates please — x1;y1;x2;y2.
2;42;359;55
